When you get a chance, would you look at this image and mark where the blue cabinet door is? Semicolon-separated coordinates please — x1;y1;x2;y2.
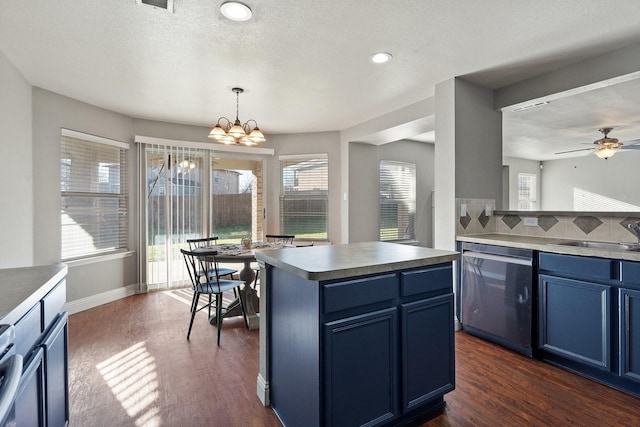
324;308;398;427
42;312;69;427
12;347;45;427
620;288;640;383
401;293;454;411
538;275;612;370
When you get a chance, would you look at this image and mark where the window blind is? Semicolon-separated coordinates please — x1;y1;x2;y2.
379;160;416;241
279;154;328;240
61;132;129;260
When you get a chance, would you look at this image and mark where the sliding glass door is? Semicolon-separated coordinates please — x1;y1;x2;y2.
141;143;265;289
145;144;206;289
210;157;264;243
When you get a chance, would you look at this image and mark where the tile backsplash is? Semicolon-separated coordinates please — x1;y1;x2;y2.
455;199;640;243
456;198;497;236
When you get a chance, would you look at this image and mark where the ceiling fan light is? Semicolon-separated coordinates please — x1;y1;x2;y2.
595;148;617;159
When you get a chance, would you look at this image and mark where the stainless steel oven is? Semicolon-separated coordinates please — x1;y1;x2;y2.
461;242;535;357
0;325;22;426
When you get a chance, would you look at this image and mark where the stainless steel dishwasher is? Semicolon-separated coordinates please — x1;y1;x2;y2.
460;242;535;357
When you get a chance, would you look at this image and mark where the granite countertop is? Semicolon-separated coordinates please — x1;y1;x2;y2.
457;233;640;261
255;241;459;281
0;264;68;324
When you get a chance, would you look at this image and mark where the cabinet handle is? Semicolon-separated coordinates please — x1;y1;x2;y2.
0;353;23;423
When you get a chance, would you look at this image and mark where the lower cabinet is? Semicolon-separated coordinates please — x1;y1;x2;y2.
401;295;454;411
538;253;640;397
269;262;455;427
42;313;70;427
619;288;640;383
3;278;69;427
324;308;398;427
538;274;612;370
12;347;46;427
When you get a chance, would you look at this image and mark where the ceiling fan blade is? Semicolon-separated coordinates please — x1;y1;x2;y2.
555;147;596;154
621;138;640;146
620;144;640;150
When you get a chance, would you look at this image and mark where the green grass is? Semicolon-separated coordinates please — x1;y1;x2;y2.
211;225;252;243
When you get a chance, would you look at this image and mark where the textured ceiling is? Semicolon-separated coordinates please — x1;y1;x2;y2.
2;0;640;157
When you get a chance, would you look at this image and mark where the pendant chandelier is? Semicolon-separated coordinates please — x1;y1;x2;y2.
208;87;266;146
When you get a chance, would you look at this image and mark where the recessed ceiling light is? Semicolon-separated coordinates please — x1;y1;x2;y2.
370;52;393;64
220;1;253;21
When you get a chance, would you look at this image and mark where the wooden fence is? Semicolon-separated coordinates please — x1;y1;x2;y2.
148;193;252;234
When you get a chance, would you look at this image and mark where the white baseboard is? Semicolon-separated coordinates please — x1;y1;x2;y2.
256;374;270;406
63;284;137;315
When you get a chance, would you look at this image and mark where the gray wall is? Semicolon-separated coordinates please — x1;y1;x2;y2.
262;132;342;243
540;152;640;211
33;88;137;301
503;157;541;210
349;140;435;246
0;52;33;268
434;78;503;250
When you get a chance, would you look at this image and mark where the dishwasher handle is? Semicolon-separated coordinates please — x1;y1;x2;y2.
463;250;533;266
0;352;23;425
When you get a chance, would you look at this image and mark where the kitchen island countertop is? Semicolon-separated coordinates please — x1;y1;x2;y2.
254;241;459;282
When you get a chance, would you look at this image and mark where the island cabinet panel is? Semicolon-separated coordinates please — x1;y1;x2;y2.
267;256;455;427
619;288;640;383
270;268;321;427
401;294;454;411
324;308;398;427
538;274;612;370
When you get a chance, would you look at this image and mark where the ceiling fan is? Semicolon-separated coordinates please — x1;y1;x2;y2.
555;127;640;159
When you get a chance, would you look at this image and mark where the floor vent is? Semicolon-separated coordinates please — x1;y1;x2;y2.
136;0;174;13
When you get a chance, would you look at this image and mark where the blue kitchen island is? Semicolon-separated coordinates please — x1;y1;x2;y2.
255;241;459;427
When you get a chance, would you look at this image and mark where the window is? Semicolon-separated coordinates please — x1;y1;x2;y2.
517;173;537;210
379;160;415;241
61;129;129;260
279;154;328;240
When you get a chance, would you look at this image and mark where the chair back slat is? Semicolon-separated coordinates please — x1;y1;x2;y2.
181;248;223;293
187;236;220;251
265;234;295;245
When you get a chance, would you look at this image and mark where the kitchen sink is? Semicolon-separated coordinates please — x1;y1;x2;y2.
552;240;640;252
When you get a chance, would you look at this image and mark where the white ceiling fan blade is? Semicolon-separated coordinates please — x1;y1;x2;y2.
555;147;596;155
621;138;640;145
619;144;640;150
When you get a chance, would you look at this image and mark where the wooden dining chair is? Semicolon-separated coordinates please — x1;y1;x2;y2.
187;237;238;279
265;234;295;245
252;235;297;288
181;248;246;346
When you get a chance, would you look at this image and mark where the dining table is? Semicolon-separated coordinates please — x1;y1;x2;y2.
192;241;286;330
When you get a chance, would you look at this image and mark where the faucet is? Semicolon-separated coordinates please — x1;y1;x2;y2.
628;221;640;244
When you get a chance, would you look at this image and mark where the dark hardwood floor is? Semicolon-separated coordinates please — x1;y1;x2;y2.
68;290;640;426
